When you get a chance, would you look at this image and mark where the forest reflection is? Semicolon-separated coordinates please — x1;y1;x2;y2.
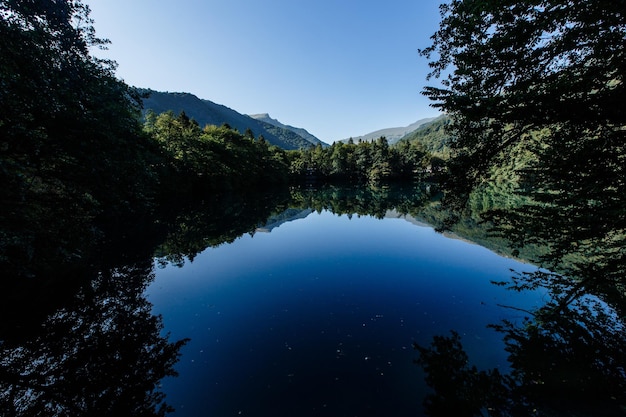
154;183;626;416
0;261;188;416
415;181;626;416
0;188;292;416
1;182;623;416
153;183;437;268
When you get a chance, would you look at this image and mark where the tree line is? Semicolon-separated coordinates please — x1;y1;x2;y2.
144;110;291;194
145;111;445;187
287;137;443;183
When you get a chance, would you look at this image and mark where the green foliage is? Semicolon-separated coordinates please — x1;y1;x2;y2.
420;0;625;279
0;0;161;278
287;136;434;184
399;115;453;158
420;0;625;202
145;111;290;194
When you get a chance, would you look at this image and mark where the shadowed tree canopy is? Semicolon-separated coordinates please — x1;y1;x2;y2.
419;0;625;203
415;2;626;415
420;0;625;291
0;0;157;208
0;0;163;279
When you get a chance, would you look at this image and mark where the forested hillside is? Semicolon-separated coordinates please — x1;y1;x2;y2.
399;115;452;157
249;113;328;148
0;2;292;280
141;90;313;150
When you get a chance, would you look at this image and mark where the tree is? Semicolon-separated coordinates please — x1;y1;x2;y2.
369;137;392;183
420;0;625;284
0;0;161;279
420;0;625;203
416;3;626;414
0;0;156;204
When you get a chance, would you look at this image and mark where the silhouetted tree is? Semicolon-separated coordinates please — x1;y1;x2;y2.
420;0;625;209
0;0;162;279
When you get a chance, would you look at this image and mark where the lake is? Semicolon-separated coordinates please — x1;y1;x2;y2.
147;194;543;416
3;184;621;416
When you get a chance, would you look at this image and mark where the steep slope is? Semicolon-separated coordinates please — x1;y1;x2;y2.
339;116;440;145
398;115;452;157
140;90;311;150
249;113;328;147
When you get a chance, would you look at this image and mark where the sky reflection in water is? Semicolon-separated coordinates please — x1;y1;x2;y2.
147;210;543;417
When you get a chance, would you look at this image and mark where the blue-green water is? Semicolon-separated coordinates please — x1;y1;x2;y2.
147;209;542;416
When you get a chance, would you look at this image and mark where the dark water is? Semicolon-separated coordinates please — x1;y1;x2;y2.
4;185;622;416
147;207;542;416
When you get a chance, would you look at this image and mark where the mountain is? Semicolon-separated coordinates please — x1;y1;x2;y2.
248;113;328;148
140;90;313;150
339;116;440;145
398;114;452;157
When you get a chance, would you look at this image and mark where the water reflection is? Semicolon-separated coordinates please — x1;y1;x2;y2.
0;261;188;416
415;277;626;416
415;182;626;416
154;189;291;267
147;183;547;416
3;181;621;416
0;187;292;416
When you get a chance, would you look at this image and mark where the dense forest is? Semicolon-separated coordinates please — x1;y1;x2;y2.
287;136;443;183
0;1;297;281
142;109;445;189
1;0;625;415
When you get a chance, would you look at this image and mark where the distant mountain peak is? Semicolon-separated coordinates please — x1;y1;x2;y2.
250;112;271;119
139;89;319;150
248;113;328;148
340;116;441;145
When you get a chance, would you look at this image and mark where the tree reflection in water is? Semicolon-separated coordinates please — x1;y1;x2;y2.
416;277;625;416
0;188;291;416
0;261;188;416
3;180;621;416
415;192;626;416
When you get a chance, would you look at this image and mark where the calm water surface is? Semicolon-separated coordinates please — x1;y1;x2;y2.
147;209;542;416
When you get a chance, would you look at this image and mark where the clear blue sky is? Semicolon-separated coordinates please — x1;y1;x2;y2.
87;0;444;143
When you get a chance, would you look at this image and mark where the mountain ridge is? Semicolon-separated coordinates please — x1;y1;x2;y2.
339;116;440;145
249;113;328;148
140;89;315;150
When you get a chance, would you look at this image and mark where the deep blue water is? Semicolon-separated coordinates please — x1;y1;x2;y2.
147;209;543;416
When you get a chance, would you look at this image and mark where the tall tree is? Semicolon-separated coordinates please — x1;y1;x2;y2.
0;0;159;278
420;0;625;202
417;4;626;413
